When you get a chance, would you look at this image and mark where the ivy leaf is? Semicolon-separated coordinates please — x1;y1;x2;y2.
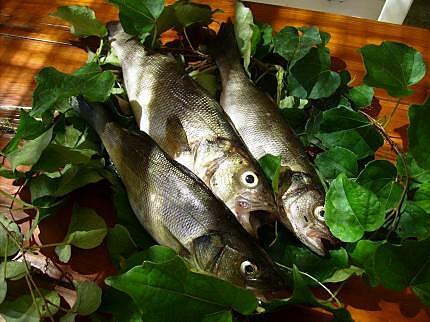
64;204;107;249
0;215;23;257
408;97;430;170
325;173;385;242
99;288;142;322
360;41;426;97
201;311;232;322
356;160;403;212
59;313;77;322
0;289;60;321
374;239;430;306
234;1;255;72
172;0;213;28
51;6;107;37
324;266;364;283
55;244;72;263
347;85;374;108
107;224;138;268
109;0;164;43
273;26;322;68
0;279;6;305
314;106;383;159
189;70;218;97
259;154;282;193
348;240;383;286
6;127;53;170
0;261;27;281
31;63;115;116
254;23;273;59
414;182;430;212
314;147;358;180
268;231;349;283
266;266;352;321
1;110;50;155
105;247;257;321
397;154;430;189
72;281;102;315
287;47;340;99
396;201;430;240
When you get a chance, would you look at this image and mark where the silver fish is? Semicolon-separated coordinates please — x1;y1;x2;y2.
74;97;285;293
108;23;278;237
214;22;336;256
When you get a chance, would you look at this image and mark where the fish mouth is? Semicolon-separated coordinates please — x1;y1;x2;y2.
304;228;339;256
234;197;277;237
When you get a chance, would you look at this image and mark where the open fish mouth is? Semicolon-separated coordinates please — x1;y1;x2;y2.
305;228;339;256
234;197;277;236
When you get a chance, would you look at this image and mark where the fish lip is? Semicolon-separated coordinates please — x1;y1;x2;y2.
304;228;338;256
234;197;277;235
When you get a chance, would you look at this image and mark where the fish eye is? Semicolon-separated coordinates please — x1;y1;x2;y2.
314;206;325;221
240;260;259;277
241;171;258;188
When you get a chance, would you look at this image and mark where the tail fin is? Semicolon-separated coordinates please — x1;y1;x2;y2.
107;21;124;39
213;20;242;78
72;96;111;135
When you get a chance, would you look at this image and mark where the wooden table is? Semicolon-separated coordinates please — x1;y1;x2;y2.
0;1;429;321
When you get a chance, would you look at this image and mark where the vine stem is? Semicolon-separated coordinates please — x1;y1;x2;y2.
383;98;401;128
359;110;409;237
275;262;342;307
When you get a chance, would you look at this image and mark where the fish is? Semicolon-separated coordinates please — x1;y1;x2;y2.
213;22;337;256
74;97;285;294
108;22;278;237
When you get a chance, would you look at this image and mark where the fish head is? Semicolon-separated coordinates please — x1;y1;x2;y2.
208;151;277;237
279;173;337;256
193;232;286;294
281;190;334;256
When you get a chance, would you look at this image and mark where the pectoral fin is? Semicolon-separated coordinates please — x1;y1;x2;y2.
164;116;191;157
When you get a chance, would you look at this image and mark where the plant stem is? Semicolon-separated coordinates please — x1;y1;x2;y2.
383;98;401;128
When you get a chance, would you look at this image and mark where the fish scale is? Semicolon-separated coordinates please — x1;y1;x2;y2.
74;97;285;293
108;22;278;236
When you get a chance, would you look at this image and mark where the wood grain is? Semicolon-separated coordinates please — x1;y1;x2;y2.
0;1;429;321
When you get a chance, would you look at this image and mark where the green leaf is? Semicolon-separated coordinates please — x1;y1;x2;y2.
107;224;137;268
2;110;50;155
0;215;22;257
347;85;374;108
269;232;349;283
59;313;77;322
0;279;6;305
287;47;340;99
374;239;430;296
63;204;107;249
324;266;364;283
201;311;232;322
0;289;60;321
72;281;102;315
259;154;282;193
173;0;212;27
99;288;142;322
0;261;27;280
31;64;115;116
109;0;164;42
397;154;430;189
190;70;218;97
51;6;107;37
360;41;426;97
55;244;71;263
356;160;403;211
234;1;255;72
414;182;430;212
396;201;430;240
55;165;104;197
6;127;53;170
314;106;383;159
314;147;358;180
409;97;430;170
325;173;385;242
273;26;322;68
348;240;383;286
33;144;97;172
105;247;257;322
254;23;273;59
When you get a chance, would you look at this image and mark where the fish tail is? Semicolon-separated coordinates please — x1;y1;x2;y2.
107;21;124;39
73;96;111;135
213;20;242;78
